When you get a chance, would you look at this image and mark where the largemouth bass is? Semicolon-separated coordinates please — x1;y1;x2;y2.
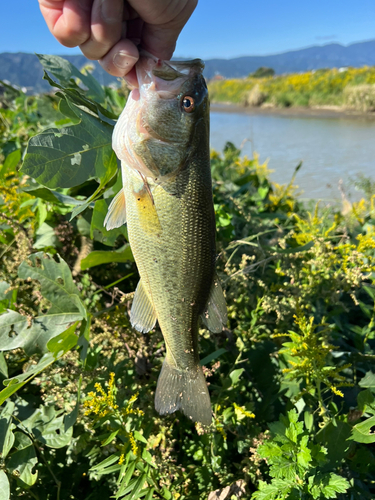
105;52;227;426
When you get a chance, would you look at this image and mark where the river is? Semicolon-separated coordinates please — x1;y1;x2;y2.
210;107;375;201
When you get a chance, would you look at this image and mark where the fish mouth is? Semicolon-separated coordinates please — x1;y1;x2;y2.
136;50;204;99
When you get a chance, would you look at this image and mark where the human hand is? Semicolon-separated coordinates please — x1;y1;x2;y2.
38;0;197;84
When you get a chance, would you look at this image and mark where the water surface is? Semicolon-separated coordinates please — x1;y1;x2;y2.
210;110;375;200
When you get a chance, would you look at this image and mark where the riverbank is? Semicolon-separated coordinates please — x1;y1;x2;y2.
210;102;375;120
207;66;375;113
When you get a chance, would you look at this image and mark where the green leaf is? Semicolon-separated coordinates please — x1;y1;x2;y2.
133;430;148;444
252;479;293;500
359;371;375;389
309;473;350;499
200;348;227;366
350;416;375;444
0;254;85;355
19;253;86;318
36;54;106;104
33;223;58;249
0;149;21;178
22;103;116;190
47;321;79;357
0;401;15;459
0;353;8;378
81;245;133;270
101;429;120;447
357;389;375;413
316;420;351;463
90;199;127;246
0;282;12;301
0;470;10;500
22;183;85;206
6;433;38;486
90;454;120;472
64;375;82;432
229;368;244;386
0;353;56;405
22;406;73;449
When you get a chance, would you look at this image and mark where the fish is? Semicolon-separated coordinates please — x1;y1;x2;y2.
104;52;227;426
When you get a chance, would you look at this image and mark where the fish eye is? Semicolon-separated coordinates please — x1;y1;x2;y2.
182;96;195;113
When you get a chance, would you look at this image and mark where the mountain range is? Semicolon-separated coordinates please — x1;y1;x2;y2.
1;39;375;93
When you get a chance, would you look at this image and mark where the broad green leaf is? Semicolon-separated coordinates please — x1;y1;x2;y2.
0;253;85;354
0;310;81;355
33;222;58;249
359;371;375;389
6;433;38;486
19;252;86;319
0;353;8;378
47;321;79;357
22;183;85;206
316;420;351;463
0;470;10;500
69;156;118;220
357;389;375;413
350;416;375;444
0;282;12;301
36;54;106;104
0;353;56;405
91;199;127;246
22;102;116;189
22;406;73;449
0;401;15;458
229;368;244;386
0;149;21;178
81;245;133;270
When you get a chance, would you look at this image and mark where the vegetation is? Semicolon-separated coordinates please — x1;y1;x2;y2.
0;56;375;500
208;66;375;110
250;67;275;79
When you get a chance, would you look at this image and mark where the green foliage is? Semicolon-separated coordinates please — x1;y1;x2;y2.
250;67;275;78
0;55;375;500
253;409;350;499
208;65;375;109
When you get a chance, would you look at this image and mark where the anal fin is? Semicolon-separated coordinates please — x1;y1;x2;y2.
130;280;157;333
201;275;227;333
104;188;127;230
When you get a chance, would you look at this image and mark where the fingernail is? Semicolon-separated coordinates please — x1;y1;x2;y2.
113;52;138;70
101;0;122;23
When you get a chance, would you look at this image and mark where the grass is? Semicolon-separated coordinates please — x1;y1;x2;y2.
208;66;375;110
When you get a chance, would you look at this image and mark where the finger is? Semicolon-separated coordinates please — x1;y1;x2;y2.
39;0;93;48
129;0;197;59
126;18;144;46
79;0;124;60
99;38;139;78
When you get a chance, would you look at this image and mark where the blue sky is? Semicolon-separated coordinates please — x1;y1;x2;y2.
0;0;374;59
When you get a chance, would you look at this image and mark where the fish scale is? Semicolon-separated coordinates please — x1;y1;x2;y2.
106;52;227;425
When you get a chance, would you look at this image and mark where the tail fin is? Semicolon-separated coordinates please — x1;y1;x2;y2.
155;360;212;426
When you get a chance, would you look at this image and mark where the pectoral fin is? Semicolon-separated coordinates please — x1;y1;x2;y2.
201;276;227;333
104;188;127;230
130;280;157;333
